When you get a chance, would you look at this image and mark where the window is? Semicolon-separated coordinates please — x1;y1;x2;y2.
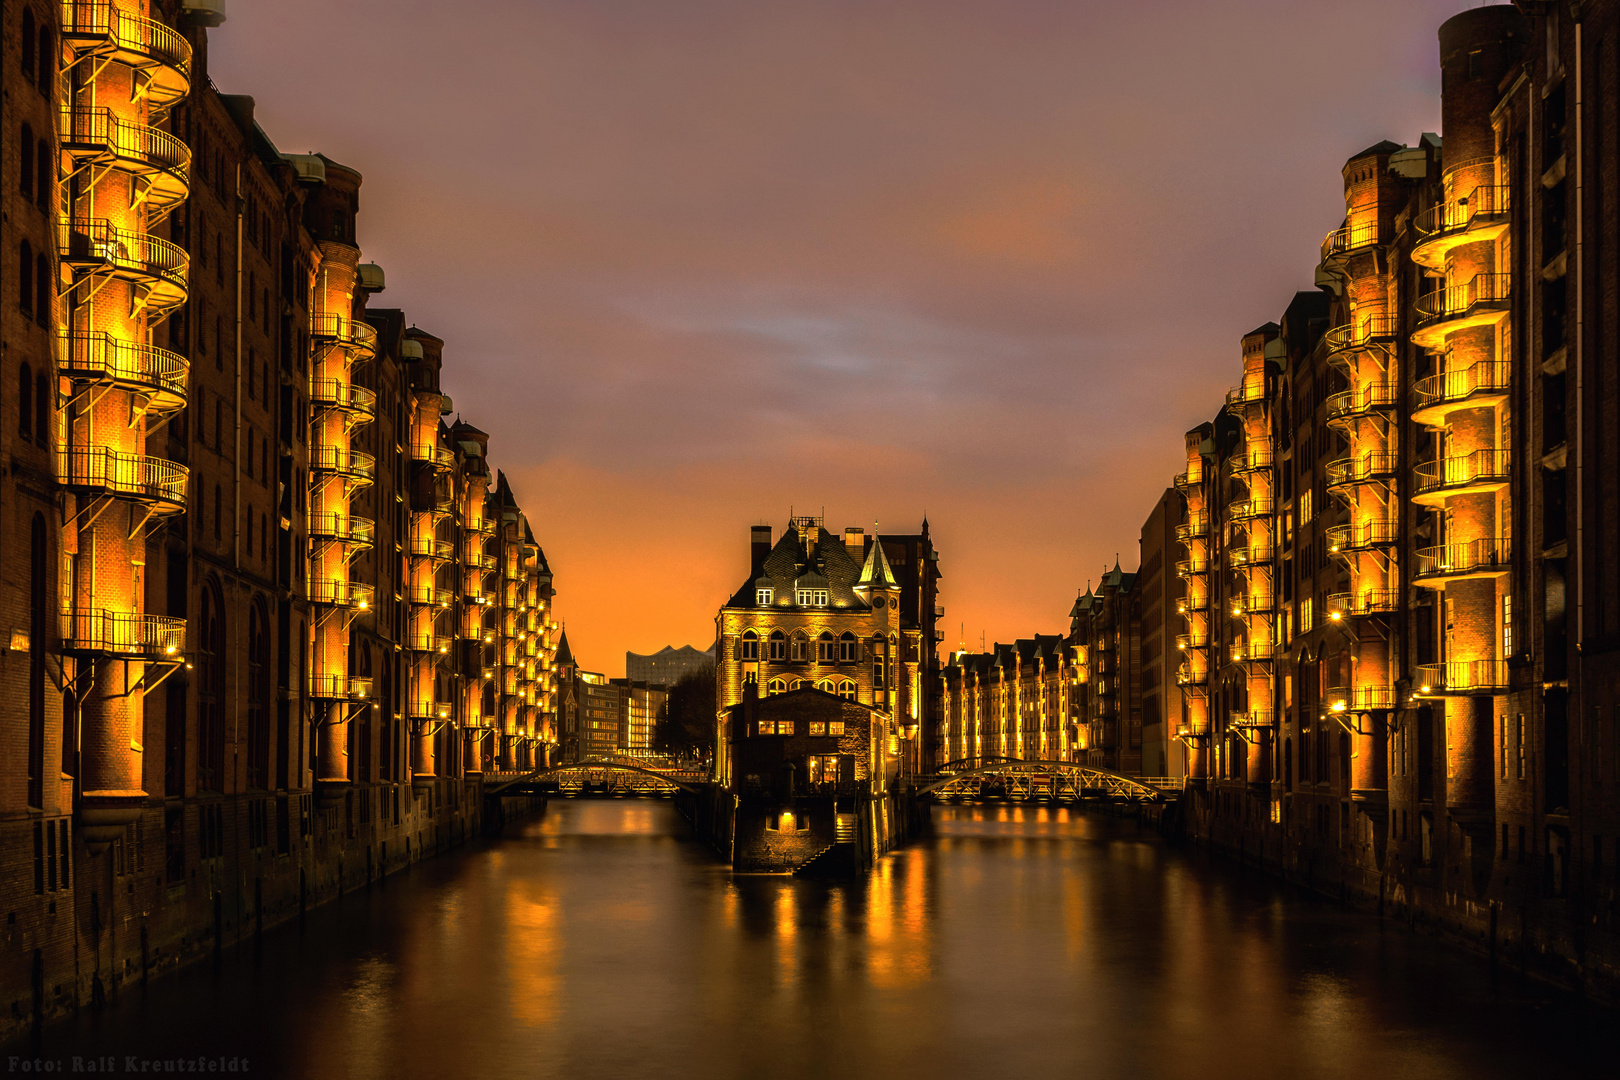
815;679;834;693
740;630;759;661
795;588;828;607
35;253;49;324
837;680;856;702
757;720;792;736
19;364;33;441
829;720;846;735
807;755;842;784
20;240;33;314
839;631;858;662
768;630;786;661
809;721;826;735
35;372;47;448
756;587;773;605
35;23;53;94
817;632;835;662
36;138;50;209
767;678;786;695
1516;714;1526;779
214;485;223;541
1502;594;1513;657
20;125;33;197
790;631;808;662
21;10;35;82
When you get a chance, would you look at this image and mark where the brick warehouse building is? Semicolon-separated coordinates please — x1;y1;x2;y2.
714;516;941;788
1159;2;1620;993
0;1;559;1034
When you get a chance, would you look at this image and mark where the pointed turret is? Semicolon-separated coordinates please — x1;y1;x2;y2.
857;538;898;590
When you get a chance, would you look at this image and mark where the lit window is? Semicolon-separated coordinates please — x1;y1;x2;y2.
790;631;808;662
838;632;858;662
769;630;786;661
829;720;846;736
815;679;834;693
741;630;759;661
767;678;786;695
809;721;826;736
791;679;808;691
758;721;776;736
757;588;773;605
795;589;829;607
778;721;795;735
817;632;835;661
837;680;856;701
1502;594;1513;656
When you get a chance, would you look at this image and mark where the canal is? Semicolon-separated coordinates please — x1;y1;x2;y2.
9;801;1610;1078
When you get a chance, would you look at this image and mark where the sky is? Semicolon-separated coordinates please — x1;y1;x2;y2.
212;0;1476;676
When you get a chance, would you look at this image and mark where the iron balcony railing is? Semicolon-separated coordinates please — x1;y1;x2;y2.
1413;450;1511;497
1231;593;1275;615
1231;709;1276;730
1323;313;1399;354
57;330;187;408
1413;537;1512;579
61;608;184;657
1414;185;1511;238
1321;218;1380;261
1325;452;1398;489
1175;557;1209;578
1229;496;1274;520
1173;469;1205;493
60;446;187;508
404;584;454;607
1176;666;1207;686
1175;632;1209;651
1415;273;1512;322
1224;381;1267;412
58;218;188;305
1326;381;1398;422
1232;446;1274;474
1326;519;1400;553
1228;545;1274;568
1416;660;1510;695
310;673;373;700
309;446;377;482
1178;591;1209;613
307;512;375;546
306;577;374;609
1324;685;1397;712
1327;590;1399;618
1230;640;1275;664
1412;361;1511;418
60;2;193;107
310;312;379;355
410;442;457;470
310;378;378;417
406;535;455;561
1175;512;1210;542
58;105;190;195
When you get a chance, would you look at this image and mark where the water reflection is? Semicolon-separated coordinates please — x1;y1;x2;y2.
12;802;1609;1080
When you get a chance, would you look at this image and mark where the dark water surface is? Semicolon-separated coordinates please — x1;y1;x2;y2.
9;802;1611;1079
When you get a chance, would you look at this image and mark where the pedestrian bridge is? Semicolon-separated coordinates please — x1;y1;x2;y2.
486;758;711;797
920;757;1180;803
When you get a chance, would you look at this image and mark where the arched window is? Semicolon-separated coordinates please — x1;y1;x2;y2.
19;240;33;314
26;513;45;809
35;24;53;94
198;584;226;792
247;604;268;788
245;506;254;556
816;631;835;662
213;485;222;540
815;679;834;693
838;680;857;701
791;679;808;691
35;252;49;325
36;138;49;207
789;629;808;662
839;631;857;662
20;126;33;197
767;678;786;696
740;629;758;661
871;636;887;689
768;629;786;661
1284;737;1293;791
34;371;48;448
18;363;33;441
260;513;267;562
20;10;35;83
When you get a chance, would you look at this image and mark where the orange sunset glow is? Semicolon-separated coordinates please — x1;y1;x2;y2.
210;0;1470;674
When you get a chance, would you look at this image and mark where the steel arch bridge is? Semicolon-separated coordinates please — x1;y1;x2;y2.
486;758;709;796
919;757;1176;802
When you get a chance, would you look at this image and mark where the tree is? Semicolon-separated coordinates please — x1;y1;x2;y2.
658;663;716;760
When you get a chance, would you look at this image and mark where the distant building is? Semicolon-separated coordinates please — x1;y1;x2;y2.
1137;489;1186;780
577;673;620;759
610;680;669;755
626;644;715;686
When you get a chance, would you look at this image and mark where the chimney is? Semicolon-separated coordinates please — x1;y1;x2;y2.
844;527;866;559
750;525;772;573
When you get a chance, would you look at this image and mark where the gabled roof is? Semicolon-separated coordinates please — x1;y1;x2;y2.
724;522;872;611
553;631;574;668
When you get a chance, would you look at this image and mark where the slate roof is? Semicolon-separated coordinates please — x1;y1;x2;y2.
725;523;874;611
